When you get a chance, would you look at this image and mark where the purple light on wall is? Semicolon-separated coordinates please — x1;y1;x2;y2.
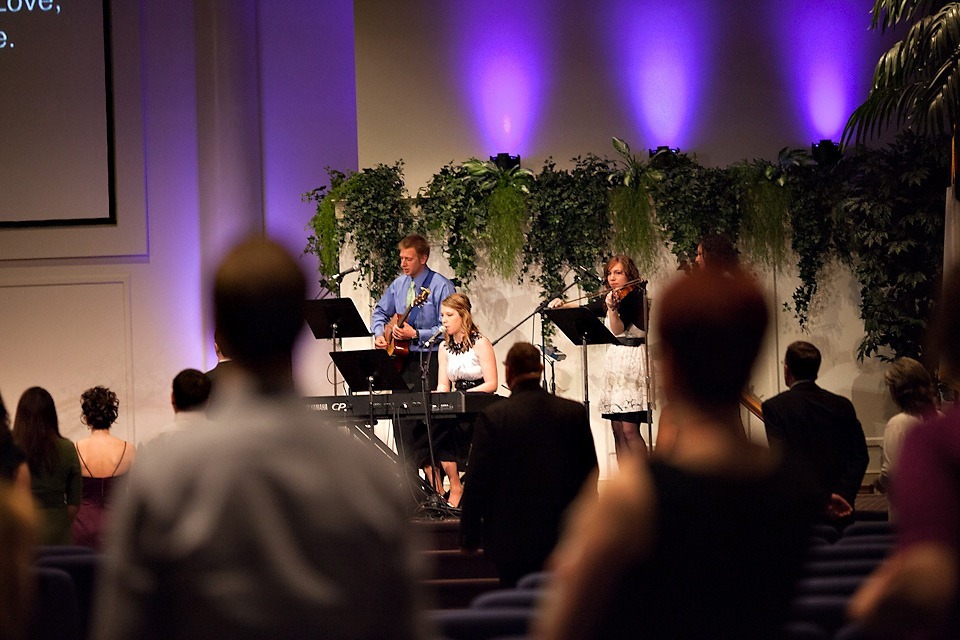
772;0;872;140
448;2;549;156
606;0;714;148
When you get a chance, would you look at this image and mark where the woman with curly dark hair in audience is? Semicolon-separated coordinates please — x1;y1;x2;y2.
72;386;136;549
13;386;81;545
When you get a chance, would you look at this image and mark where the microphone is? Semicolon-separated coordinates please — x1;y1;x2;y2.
573;265;603;286
329;266;359;282
423;327;445;348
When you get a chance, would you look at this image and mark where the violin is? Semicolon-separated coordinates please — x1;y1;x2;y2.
555;277;646;307
611;283;635;304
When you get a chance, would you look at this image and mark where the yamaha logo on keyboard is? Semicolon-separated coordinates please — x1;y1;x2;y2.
307;398;351;413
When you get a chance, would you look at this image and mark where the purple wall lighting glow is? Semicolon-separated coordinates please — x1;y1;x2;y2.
772;0;873;140
448;2;550;156
606;0;714;149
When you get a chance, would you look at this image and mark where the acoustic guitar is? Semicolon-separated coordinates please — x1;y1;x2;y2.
381;287;431;357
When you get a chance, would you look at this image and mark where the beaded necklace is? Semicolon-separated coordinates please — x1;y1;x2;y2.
446;329;480;355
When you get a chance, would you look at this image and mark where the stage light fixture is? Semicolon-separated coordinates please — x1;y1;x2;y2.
811;139;842;166
648;145;680;158
490;153;521;170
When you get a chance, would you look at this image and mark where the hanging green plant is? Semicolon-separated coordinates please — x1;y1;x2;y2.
730;159;790;270
841;131;949;361
651;152;740;268
416;163;486;287
303;168;347;294
608;137;663;274
337;161;412;299
462;158;534;280
525;155;613;303
782;149;846;328
523;156;614;341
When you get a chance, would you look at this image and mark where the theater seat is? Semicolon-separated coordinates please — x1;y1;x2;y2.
516;571;550;590
471;589;541;609
428;607;533;640
36;553;100;640
29;566;82;640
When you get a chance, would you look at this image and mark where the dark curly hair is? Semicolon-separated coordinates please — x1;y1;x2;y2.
80;386;119;430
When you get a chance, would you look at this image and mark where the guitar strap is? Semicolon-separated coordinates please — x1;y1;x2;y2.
406;269;436;329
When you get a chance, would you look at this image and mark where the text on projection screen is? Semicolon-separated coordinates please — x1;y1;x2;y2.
0;1;112;225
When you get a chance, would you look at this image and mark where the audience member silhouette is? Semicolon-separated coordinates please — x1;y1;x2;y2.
460;341;597;587
204;328;237;394
762;341;868;525
141;369;212;453
536;269;818;640
72;386;136;550
12;387;81;545
850;265;960;639
0;389;29;495
876;357;939;495
0;480;36;640
93;236;423;640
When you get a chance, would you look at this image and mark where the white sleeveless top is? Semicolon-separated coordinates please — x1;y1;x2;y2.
443;338;483;382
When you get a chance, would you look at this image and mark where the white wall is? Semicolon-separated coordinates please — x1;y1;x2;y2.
0;0;358;444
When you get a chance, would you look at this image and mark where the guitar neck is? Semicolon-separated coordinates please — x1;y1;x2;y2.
398;304;415;326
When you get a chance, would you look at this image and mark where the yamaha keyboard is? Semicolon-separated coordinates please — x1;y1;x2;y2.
306;390;502;419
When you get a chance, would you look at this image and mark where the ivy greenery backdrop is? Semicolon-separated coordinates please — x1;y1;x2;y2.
305;131;950;361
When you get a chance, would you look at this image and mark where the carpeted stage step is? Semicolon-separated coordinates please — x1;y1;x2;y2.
413;517;501;609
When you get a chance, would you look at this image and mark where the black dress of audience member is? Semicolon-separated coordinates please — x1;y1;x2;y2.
536;268;819;640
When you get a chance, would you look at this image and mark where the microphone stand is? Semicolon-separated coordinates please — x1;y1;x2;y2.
640;282;653;455
314;277;335;300
417;340;458;518
492;279;579;393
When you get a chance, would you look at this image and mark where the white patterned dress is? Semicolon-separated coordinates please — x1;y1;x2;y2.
588;289;649;419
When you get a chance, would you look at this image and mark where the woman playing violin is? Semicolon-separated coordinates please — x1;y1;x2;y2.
550;255;649;459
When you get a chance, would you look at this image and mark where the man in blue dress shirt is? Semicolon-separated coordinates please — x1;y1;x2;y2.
371;234;456;480
371;233;456;384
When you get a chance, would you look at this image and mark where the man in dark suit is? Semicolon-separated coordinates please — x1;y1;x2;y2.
459;342;598;587
762;340;868;524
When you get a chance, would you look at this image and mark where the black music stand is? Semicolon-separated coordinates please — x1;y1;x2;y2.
330;349;409;463
330;349;453;516
330;349;409;394
544;307;619;414
304;299;371;396
330;349;409;440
